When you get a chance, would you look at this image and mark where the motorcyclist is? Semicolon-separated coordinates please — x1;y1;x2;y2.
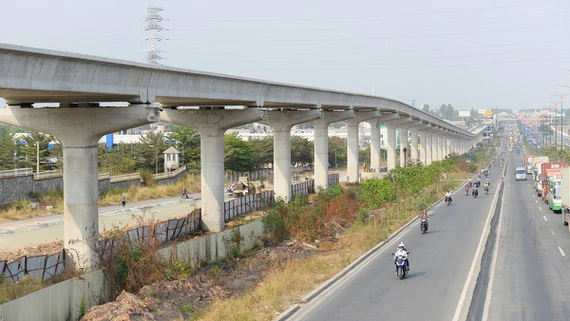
419;210;429;230
445;190;452;204
393;242;410;270
472;187;479;198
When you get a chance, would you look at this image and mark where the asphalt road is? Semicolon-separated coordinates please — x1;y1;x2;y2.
288;166;501;321
483;151;570;321
0;195;201;250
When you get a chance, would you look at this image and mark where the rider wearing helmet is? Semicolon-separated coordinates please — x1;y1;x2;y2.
394;242;410;270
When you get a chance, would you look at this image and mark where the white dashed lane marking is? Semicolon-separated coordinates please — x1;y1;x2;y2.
543;216;548;221
558;246;566;257
550;229;556;236
535;200;539;203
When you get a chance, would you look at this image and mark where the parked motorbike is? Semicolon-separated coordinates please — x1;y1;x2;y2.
392;252;410;279
420;219;428;234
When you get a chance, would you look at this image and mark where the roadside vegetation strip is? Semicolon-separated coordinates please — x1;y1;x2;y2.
195;158;480;321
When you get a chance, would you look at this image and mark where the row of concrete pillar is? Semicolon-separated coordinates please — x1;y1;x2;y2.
0;106;476;269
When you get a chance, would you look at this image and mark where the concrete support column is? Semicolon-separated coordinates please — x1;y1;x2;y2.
345;111;380;182
312;111;354;190
425;132;433;165
410;128;419;164
0;106;159;269
438;135;445;160
399;127;408;167
162;108;265;232
368;119;381;173
264;110;322;201
346;121;359;182
433;132;440;161
386;125;397;170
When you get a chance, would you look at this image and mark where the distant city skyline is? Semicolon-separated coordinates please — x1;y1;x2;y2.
0;0;569;110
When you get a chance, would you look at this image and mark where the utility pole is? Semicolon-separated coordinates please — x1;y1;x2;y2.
145;6;167;65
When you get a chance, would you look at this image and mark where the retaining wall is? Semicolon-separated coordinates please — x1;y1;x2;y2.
0;221;264;321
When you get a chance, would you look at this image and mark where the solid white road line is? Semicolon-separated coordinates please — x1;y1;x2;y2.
558;246;566;257
543;216;548;221
453;176;502;321
481;178;505;321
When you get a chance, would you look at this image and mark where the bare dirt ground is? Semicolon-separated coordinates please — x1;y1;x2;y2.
82;241;320;321
0;240;63;261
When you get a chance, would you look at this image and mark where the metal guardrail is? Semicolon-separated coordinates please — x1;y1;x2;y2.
0;168;33;178
33;170;63;180
154;165;187;180
109;173;141;183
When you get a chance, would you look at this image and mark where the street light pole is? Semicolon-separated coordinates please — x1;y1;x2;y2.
552;92;570;151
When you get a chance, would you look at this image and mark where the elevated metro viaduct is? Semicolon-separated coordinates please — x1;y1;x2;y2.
0;43;480;270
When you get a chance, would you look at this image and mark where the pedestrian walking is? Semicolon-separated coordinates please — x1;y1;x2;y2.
181;187;189;199
121;193;126;207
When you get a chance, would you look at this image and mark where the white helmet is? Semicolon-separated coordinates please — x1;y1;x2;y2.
397;242;405;250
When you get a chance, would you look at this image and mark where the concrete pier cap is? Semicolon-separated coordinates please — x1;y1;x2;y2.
261;109;323;202
0;105;159;270
344;111;380;183
160;107;266;232
311;110;354;191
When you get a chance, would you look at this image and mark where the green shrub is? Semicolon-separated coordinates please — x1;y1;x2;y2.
361;178;395;209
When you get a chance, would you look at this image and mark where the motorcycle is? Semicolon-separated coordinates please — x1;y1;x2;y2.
445;196;452;206
484;186;489;195
420;219;428;234
392;252;410;279
465;186;470;196
472;189;479;199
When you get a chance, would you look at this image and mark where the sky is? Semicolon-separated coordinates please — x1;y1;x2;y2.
0;0;569;111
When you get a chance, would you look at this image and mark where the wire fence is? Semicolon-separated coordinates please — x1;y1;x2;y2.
0;250;65;284
224;190;275;222
328;173;340;186
291;179;315;199
1;178;320;284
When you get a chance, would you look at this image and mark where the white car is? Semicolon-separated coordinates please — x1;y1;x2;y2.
515;167;527;181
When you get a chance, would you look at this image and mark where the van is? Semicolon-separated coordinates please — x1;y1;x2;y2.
515;167;527;181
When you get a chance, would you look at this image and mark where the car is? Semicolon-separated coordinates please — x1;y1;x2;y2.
515;167;527;181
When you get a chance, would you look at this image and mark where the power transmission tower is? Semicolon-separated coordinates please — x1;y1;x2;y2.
145;6;167;65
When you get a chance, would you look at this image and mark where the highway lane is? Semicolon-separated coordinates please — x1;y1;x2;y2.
288;167;501;321
484;151;570;321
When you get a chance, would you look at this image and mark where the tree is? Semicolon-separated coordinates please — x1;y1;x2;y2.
138;131;169;174
224;132;254;172
20;131;54;172
291;136;313;167
422;104;431;113
0;126;17;170
328;137;346;168
166;126;201;171
249;136;273;168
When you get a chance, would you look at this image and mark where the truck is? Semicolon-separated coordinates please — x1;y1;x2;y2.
541;162;566;202
547;177;563;211
531;156;549;195
524;155;535;174
561;167;570;227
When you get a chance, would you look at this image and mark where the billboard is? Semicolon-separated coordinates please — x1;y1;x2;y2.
458;110;471;118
